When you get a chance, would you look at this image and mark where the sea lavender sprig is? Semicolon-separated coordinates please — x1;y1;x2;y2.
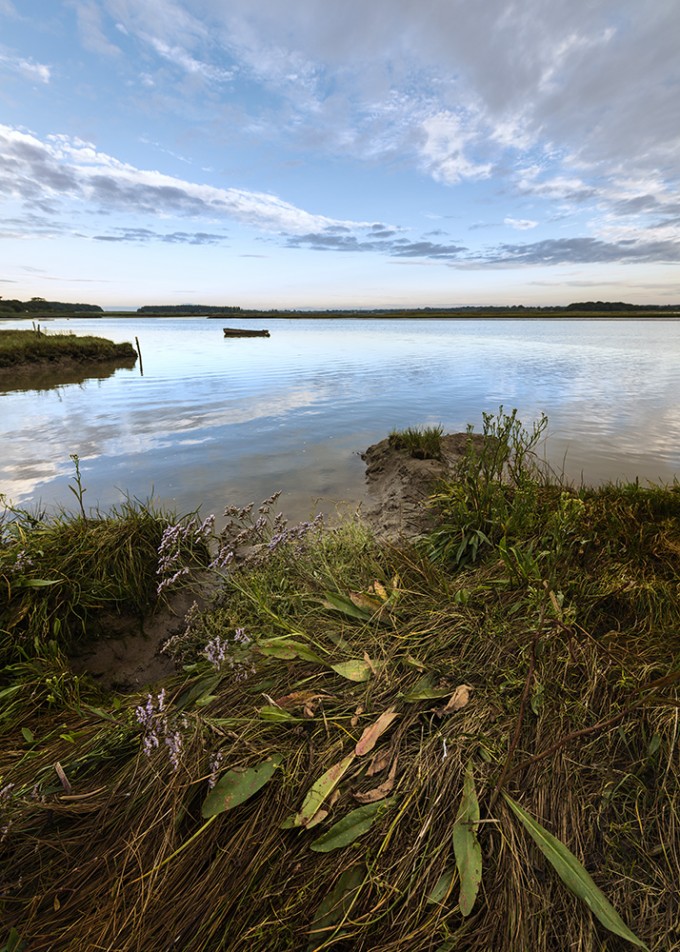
156;514;215;596
135;689;186;770
203;627;254;681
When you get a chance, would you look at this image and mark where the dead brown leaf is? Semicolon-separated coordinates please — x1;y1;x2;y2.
435;684;473;716
363;651;379;677
273;690;333;711
355;707;399;756
366;748;392;776
354;757;399;803
349;592;383;614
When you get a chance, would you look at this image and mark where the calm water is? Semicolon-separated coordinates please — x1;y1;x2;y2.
2;318;679;524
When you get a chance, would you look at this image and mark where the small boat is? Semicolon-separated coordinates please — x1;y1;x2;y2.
223;327;270;338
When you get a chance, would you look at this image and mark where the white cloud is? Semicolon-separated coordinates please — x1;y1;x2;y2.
56;0;673;229
504;217;538;231
419;112;492;184
145;35;235;82
67;0;122;57
0;51;51;83
0;124;381;237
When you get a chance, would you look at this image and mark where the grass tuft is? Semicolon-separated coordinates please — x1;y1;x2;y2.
388;424;444;460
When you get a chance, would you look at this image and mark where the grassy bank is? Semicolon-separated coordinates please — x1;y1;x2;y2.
0;415;678;951
0;329;137;369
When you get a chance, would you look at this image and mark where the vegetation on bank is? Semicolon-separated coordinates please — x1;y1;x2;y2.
388;424;444;460
2;295;679;320
0;412;678;950
0;329;137;369
0;298;102;317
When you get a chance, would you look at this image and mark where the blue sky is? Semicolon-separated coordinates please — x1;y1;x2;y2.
1;0;679;309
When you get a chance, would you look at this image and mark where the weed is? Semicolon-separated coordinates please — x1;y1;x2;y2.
388;424;444;460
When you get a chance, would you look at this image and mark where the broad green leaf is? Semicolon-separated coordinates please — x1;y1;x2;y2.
21;727;34;744
504;794;649;950
453;763;482;917
321;591;373;621
201;754;283;818
194;694;219;707
258;705;302;723
310;799;394;852
296;752;355;826
402;676;451;702
427;869;455;905
176;674;222;710
330;660;372;682
307;864;365;951
258;638;323;663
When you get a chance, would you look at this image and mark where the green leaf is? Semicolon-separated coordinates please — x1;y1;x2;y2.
307;864;365;950
402;675;451;702
296;752;355;827
20;727;34;744
504;794;649;949
2;926;26;952
258;705;302;723
329;660;372;682
321;591;373;621
310;799;394;852
18;578;59;588
258;638;323;663
201;754;283;818
453;762;482;917
176;674;222;710
426;869;455;905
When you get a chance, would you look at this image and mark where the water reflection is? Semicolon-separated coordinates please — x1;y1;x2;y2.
0;357;137;394
1;318;678;523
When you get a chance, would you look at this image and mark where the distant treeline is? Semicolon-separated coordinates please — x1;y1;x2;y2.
2;298;679;319
136;304;241;314
0;298;103;316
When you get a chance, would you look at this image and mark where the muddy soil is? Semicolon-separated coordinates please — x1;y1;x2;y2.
360;432;481;542
69;585;210;692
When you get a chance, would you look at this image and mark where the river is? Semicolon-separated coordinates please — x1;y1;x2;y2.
1;317;679;524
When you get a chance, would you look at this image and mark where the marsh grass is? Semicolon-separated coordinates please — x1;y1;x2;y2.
1;416;679;950
388;424;444;460
0;494;210;665
0;329;137;368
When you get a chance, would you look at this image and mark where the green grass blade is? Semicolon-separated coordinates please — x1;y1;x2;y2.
504;794;650;949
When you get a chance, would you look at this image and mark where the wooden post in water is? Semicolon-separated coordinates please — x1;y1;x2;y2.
135;336;144;376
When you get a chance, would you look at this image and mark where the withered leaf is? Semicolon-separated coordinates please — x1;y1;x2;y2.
435;684;473;716
349;592;383;614
354;757;399;804
355;707;399;756
366;748;392;776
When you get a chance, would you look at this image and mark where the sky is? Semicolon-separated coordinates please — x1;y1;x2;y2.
1;0;679;310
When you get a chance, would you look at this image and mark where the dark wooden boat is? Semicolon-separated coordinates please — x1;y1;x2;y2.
223;327;270;338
